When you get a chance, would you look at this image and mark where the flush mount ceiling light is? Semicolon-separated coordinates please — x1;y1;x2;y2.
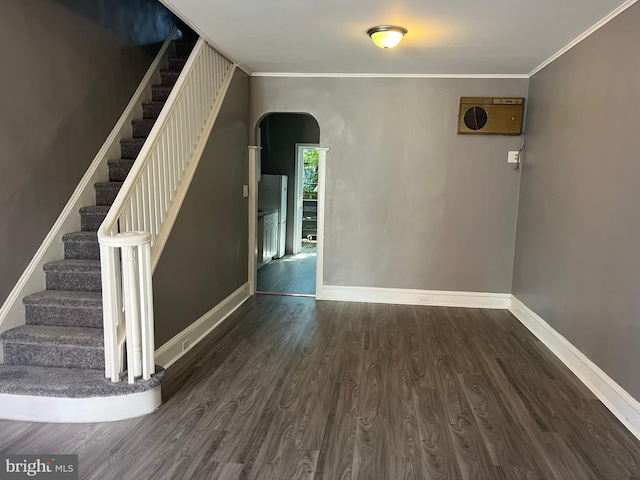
367;25;408;49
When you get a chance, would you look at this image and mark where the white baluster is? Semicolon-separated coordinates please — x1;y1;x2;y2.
143;180;148;232
138;240;155;380
158;137;166;206
151;161;157;241
135;186;143;231
180;100;187;160
188;83;195;151
197;61;204;131
172;122;179;192
99;41;235;382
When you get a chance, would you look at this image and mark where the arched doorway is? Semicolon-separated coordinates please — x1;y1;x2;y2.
255;113;320;296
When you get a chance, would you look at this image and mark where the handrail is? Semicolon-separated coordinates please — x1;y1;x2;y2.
98;38;235;383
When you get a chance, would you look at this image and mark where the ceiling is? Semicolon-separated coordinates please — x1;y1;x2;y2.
162;0;634;76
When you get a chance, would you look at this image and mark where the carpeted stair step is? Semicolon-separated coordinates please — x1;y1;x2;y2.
151;84;173;102
63;231;99;260
23;290;102;329
131;118;156;138
44;260;102;292
167;56;188;71
142;101;166;120
120;138;146;160
80;205;110;232
160;69;180;86
0;325;104;370
108;158;136;182
94;182;123;206
174;39;197;57
0;365;166;398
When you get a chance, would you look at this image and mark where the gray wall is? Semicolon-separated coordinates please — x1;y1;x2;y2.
512;3;640;398
153;70;249;346
251;77;527;292
259;113;320;253
0;0;173;304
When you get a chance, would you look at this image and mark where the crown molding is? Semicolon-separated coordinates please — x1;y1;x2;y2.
528;0;639;77
250;72;529;79
162;0;637;80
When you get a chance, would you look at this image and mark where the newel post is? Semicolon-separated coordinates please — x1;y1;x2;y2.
99;232;155;384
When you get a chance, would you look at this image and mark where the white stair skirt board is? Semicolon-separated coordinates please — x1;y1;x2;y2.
318;285;510;309
155;282;251;369
509;296;640;442
0;387;161;423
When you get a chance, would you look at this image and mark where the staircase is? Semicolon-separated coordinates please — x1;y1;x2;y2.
0;38;197;420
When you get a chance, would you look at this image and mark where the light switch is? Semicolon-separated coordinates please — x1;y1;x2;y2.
243;185;249;197
508;151;520;164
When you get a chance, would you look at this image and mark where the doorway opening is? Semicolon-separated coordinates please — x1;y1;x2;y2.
294;145;319;255
255;113;320;297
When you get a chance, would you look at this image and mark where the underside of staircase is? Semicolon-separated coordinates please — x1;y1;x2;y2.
0;38;197;423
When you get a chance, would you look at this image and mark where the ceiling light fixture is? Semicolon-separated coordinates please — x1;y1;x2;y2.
367;25;408;49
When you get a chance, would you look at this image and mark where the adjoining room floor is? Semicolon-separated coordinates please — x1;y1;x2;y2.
1;295;639;479
257;242;316;295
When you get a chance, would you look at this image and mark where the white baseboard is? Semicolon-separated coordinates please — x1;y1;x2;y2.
509;296;640;441
317;285;510;309
0;386;161;423
155;282;251;368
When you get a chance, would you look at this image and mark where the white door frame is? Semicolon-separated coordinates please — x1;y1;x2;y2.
294;144;320;255
248;145;329;297
314;147;329;299
248;146;260;295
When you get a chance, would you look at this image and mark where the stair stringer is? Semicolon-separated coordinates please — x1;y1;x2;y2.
0;27;178;338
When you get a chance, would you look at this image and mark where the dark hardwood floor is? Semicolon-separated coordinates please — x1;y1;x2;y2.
1;295;639;479
257;247;316;295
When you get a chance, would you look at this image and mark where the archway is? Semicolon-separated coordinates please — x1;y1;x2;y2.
253;113;320;296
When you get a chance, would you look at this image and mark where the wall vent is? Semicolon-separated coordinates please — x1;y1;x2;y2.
458;97;524;135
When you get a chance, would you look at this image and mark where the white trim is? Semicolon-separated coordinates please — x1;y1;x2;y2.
317;285;510;309
314;148;329;299
250;72;529;79
0;27;178;337
248;147;259;295
155;282;250;368
0;386;161;423
509;296;640;441
528;0;639;76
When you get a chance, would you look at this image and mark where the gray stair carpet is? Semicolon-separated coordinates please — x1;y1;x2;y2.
0;38;196;400
0;366;166;398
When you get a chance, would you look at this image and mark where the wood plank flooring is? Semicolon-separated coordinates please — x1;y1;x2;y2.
1;295;639;479
257;250;316;295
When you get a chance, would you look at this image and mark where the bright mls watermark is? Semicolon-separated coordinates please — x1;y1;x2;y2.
0;455;77;479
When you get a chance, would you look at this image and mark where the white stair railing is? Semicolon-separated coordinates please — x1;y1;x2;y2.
98;38;235;383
